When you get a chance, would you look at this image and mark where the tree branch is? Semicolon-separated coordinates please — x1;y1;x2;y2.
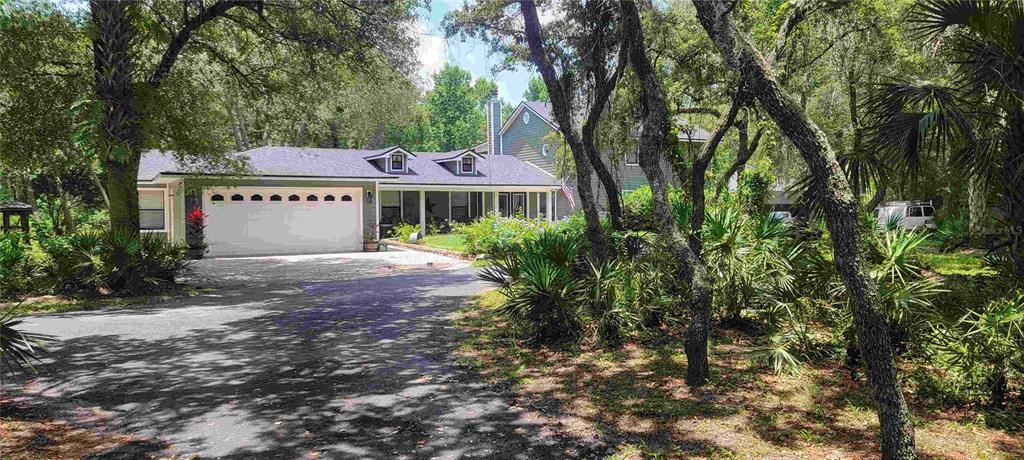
148;0;251;87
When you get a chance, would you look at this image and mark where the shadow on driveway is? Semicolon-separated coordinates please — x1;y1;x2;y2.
10;258;578;459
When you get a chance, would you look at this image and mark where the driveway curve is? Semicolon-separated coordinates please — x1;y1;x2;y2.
12;250;573;459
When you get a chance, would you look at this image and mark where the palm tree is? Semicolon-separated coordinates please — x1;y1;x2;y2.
864;0;1024;275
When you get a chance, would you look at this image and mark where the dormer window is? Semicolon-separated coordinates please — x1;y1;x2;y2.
390;153;405;172
461;156;475;174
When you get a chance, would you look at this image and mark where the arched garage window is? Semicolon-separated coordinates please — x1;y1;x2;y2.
323;195;335;202
270;194;282;202
250;194;263;201
231;194;244;202
306;194;318;201
341;195;353;202
288;194;300;201
211;194;224;202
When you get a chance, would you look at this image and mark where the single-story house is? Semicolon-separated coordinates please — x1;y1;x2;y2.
137;145;559;257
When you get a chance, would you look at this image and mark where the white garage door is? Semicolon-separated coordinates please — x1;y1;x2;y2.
204;187;363;257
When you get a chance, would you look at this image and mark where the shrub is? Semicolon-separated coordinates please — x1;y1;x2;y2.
389;222;420;241
0;233;42;299
458;213;553;256
42;229;189;296
1;305;50;383
478;230;584;345
932;213;970;250
621;186;689;231
737;159;776;216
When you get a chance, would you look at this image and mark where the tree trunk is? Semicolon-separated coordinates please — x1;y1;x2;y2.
295;122;309;146
56;176;77;234
714;118;764;199
867;181;888;212
519;0;611;261
91;0;144;236
620;0;713;386
692;2;917;458
1000;107;1024;276
89;167;111;210
968;175;987;240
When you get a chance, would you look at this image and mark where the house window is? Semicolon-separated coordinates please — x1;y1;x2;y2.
541;143;550;156
250;194;263;201
270;194;282;202
288;194;300;201
626;148;639;165
139;190;165;231
231;194;244;201
324;195;336;201
461;156;474;174
390;153;405;172
211;194;224;202
306;194;318;201
523;111;531;124
341;195;353;202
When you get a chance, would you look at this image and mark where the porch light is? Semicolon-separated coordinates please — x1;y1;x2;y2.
366;189;374;203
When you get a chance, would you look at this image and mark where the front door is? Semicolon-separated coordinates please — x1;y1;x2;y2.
498;193;510;217
511;192;526;217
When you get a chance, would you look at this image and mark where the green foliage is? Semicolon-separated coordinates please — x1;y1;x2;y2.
389;222;420;241
456;213;555;256
736;158;776;216
522;75;550;102
932;213;970;251
0;305;50;382
929;291;1024;407
0;233;41;299
41;230;189;296
621;186;690;232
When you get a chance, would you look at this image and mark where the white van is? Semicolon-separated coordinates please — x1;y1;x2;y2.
876;201;936;230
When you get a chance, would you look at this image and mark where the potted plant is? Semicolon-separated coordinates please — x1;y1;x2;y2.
185;207;208;259
363;224;380;252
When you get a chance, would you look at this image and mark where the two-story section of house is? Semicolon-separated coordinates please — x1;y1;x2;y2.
475;94;709;219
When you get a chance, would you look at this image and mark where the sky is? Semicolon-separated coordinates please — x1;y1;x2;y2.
416;1;533;105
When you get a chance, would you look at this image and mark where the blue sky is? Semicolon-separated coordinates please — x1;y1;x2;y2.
416;1;533;105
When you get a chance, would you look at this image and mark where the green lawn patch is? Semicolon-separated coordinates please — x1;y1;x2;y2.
920;251;994;277
418;234;468;253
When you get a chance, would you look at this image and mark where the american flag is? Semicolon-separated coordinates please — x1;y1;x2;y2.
560;180;576;209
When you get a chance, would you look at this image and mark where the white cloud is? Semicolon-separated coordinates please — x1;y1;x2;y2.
415;20;448;86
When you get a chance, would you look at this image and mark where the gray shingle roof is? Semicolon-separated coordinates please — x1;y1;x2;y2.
523;101;556;127
517;101;711;143
138;146;558;187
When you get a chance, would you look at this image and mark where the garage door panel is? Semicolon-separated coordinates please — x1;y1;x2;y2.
205;188;362;257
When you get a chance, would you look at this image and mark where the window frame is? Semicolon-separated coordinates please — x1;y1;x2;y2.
138;189;168;232
460;156;475;174
389;153;406;172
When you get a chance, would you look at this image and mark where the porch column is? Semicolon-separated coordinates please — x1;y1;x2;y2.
546;191;554;222
493;191;499;217
419;190;426;236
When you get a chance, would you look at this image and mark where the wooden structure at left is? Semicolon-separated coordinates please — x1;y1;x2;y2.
1;201;32;241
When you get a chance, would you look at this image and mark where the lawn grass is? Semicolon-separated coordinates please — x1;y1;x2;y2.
919;250;994;277
453;290;1024;459
417;233;468;253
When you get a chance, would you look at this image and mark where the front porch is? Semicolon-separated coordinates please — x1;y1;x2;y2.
377;186;557;239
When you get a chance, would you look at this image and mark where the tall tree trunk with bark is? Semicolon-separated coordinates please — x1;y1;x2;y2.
692;2;917;458
1000;107;1024;276
91;0;143;235
519;0;617;261
620;0;713;386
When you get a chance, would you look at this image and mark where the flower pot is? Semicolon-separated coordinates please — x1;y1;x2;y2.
363;241;379;252
187;247;206;260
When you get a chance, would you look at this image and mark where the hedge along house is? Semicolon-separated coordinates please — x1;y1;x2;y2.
137;145;559;257
475;97;710;218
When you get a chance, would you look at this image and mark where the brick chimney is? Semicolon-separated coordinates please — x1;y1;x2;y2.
486;90;501;155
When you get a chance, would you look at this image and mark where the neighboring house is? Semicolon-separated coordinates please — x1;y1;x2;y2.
476;97;710;218
727;173;796;213
137;146;558;257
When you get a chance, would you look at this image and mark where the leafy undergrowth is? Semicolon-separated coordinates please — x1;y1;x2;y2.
454;290;1024;459
0;396;170;459
418;234;469;253
2;285;204;316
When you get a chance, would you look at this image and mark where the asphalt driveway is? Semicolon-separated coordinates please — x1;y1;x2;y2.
9;250;573;459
